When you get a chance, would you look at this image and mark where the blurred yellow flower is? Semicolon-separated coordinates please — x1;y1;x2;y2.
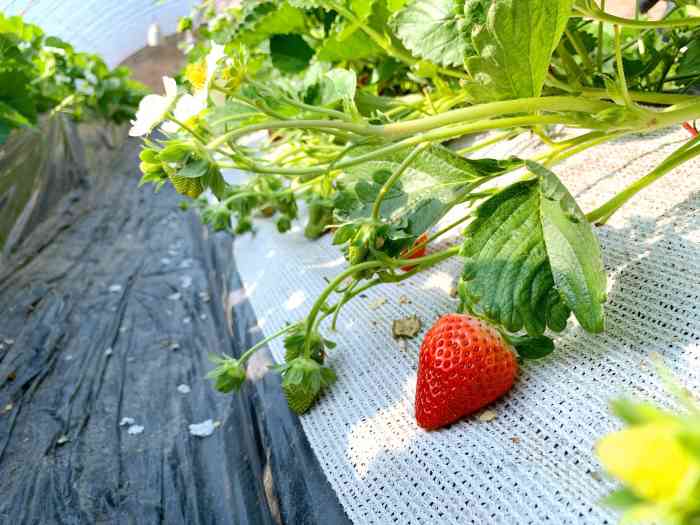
597;421;698;503
185;63;207;91
184;44;225;97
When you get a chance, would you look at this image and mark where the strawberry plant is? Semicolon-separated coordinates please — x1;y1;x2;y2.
0;13;147;144
134;0;700;416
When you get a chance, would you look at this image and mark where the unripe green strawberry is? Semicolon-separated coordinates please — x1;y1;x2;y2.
280;357;336;414
415;314;518;430
169;174;204;198
283;382;319;414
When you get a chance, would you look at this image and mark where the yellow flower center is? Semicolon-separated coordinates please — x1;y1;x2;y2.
185;62;207;91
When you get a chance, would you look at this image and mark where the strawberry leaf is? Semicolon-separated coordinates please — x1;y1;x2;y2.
528;161;607;334
460;180;569;335
390;0;473;68
338;145;514;240
270;34;315;74
459;163;606;335
466;0;574;101
219;1;306;47
507;334;555;360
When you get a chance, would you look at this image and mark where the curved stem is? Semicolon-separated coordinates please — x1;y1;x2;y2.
330;280;358;331
371;143;429;220
303;261;383;355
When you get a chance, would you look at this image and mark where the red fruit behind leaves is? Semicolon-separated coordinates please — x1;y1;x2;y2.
415;314;517;430
400;232;429;272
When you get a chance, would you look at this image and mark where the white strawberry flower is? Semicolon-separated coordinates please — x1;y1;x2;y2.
204;44;226;93
128;76;178;137
161;91;207;134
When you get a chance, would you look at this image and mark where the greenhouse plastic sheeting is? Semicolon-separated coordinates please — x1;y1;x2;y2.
0;0;196;67
0;120;348;524
233;126;700;524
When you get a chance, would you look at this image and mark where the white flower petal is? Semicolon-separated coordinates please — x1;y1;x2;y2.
163;76;178;99
128;80;180;137
206;44;226;85
161;92;207;134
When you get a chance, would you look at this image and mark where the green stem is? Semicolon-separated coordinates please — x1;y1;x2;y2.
455;129;523;156
597;0;606;72
556;40;585;86
238;323;299;364
581;88;698;106
303;261;383;355
168;116;208;144
614;25;635;109
330;279;358;331
216;113;592;177
586;136;700;224
208;119;379;150
542;130;626;166
216;113;581;177
247;78;352;122
212;96;614;152
425;213;473;245
371;143;429;220
379;96;614;137
566;27;596;74
574;5;700;28
391;245;461;269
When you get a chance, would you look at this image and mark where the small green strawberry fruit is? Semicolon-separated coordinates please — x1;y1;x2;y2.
169;174;204;198
280;357;336;414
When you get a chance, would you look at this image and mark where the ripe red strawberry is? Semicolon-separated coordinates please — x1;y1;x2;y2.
400;232;429;272
415;314;517;430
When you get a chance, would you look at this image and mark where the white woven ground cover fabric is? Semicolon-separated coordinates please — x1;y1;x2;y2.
232;126;700;524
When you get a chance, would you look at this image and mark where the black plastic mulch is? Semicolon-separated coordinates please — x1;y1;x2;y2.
0;120;349;525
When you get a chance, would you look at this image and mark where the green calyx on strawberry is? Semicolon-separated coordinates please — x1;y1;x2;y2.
283;324;335;364
278;356;337;414
415;313;554;430
201;202;233;232
304;200;334;239
207;354;247;393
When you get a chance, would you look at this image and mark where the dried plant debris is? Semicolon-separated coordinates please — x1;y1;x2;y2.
477;410;497;422
368;297;387;310
392;315;422;339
